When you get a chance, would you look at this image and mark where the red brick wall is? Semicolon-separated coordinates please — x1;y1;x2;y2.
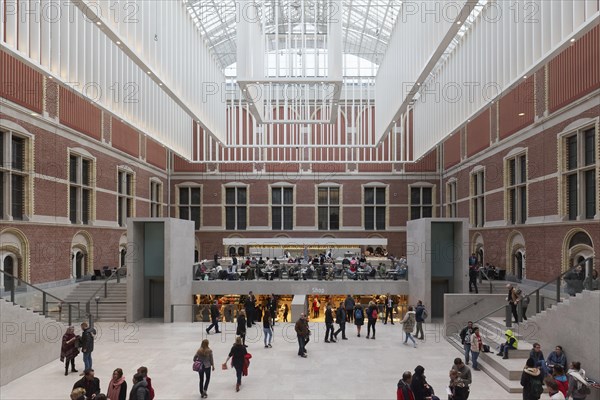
444;132;461;169
146;138;167;170
0;49;43;113
111;118;140;158
467;110;490;157
59;87;102;141
498;77;535;140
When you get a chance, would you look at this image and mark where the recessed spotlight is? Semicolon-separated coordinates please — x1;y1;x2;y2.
96;21;101;26
456;21;462;25
116;41;121;45
147;71;152;74
570;38;576;43
467;119;471;122
30;112;37;116
416;82;421;86
159;83;163;86
523;75;527;79
48;76;53;79
256;81;260;84
518;112;525;116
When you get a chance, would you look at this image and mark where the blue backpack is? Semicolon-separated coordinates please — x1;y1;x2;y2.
355;308;363;320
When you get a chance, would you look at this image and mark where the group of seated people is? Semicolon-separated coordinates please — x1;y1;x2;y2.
193;253;409;281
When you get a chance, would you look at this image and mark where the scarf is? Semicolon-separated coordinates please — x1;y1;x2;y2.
107;376;125;400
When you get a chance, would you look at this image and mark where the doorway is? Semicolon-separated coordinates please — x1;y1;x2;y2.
515;252;524;280
3;256;15;291
431;279;449;319
149;279;164;318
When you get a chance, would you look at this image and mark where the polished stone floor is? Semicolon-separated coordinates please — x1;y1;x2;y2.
1;321;522;400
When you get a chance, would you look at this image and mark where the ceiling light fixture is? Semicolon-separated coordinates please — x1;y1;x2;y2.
116;41;121;45
570;38;576;43
96;21;101;26
518;112;525;116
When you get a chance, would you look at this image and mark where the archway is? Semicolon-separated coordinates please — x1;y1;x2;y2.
2;255;17;291
71;231;93;279
507;231;526;279
471;232;484;265
563;229;594;272
228;247;237;257
0;228;30;287
119;233;128;268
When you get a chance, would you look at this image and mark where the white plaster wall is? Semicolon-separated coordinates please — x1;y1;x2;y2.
126;222;145;322
165;219;195;323
0;300;65;385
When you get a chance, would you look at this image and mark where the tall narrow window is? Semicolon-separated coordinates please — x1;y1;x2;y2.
0;131;30;220
272;187;293;230
318;187;340;230
150;180;162;217
564;127;597;220
118;170;134;227
471;170;485;227
69;154;94;224
447;181;457;218
179;186;201;230
225;187;247;230
410;186;434;220
506;154;527;224
364;187;386;230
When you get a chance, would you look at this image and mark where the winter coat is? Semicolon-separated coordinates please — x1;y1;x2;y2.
401;311;416;333
61;332;79;361
325;308;334;324
335;307;346;324
520;367;543;400
128;379;149;400
470;332;483;353
397;380;415;400
107;377;127;400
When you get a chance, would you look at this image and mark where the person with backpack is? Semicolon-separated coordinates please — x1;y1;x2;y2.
354;304;365;337
400;306;417;348
414;300;427;340
193;340;214;398
128;373;150;400
567;361;591;400
520;358;544;400
366;301;378;340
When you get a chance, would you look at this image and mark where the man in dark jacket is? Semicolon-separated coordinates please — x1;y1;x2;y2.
384;294;395;324
295;314;310;357
414;300;426;340
73;369;100;400
206;300;221;334
334;302;347;340
80;322;96;372
344;295;355;323
459;321;473;365
324;304;336;343
129;373;150;400
529;343;548;376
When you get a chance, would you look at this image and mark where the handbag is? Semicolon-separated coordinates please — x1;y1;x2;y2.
193;361;202;372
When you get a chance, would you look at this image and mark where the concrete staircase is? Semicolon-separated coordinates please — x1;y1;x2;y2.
61;281;127;321
447;315;536;393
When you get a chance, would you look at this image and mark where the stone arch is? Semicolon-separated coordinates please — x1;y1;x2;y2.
0;228;30;286
119;233;128;268
562;228;594;273
506;231;526;279
71;231;93;279
471;232;484;263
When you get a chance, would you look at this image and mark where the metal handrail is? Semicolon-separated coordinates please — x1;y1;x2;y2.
479;268;494;293
84;266;126;324
0;269;88;325
472;257;595;325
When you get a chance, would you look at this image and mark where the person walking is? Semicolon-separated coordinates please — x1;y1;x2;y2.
129;373;150;400
459;322;474;365
366;301;377;340
236;310;247;347
295;313;310;357
414;300;426;340
520;358;544;400
282;304;289;322
507;284;520;324
79;322;96;373
224;337;248;392
334;302;347;340
263;311;273;348
324;304;336;343
384;294;395;325
206;300;221;334
400;306;417;348
397;371;415;400
353;303;365;337
468;253;479;293
345;295;355;323
245;292;255;327
194;339;215;398
470;327;483;371
518;289;530;321
61;326;80;376
106;368;127;400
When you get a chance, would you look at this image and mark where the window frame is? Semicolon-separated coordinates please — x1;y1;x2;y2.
409;183;436;220
224;184;248;230
446;179;457;218
363;184;387;230
470;168;486;228
316;185;341;231
0;128;33;221
149;178;163;218
117;168;135;227
68;150;96;225
177;183;202;230
560;124;598;221
270;185;294;231
504;151;528;225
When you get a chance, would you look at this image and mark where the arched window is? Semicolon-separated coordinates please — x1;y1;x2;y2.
3;256;16;291
366;246;374;255
120;248;127;268
238;247;245;257
229;247;237;256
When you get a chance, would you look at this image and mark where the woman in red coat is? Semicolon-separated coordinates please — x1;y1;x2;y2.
397;371;415;400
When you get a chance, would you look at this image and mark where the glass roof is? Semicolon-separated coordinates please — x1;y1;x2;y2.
184;0;402;74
